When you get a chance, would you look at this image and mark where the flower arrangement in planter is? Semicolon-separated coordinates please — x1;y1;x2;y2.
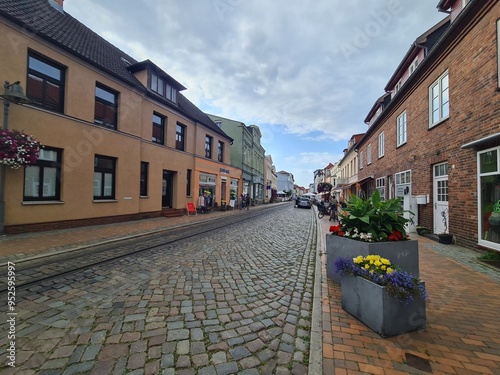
0;129;41;169
333;254;427;336
334;255;426;304
332;190;410;242
325;191;419;284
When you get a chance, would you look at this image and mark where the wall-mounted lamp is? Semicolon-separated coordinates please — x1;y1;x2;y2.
1;80;30;234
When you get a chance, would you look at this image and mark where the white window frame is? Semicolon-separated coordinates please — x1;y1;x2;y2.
429;70;449;127
378;132;385;158
478;146;500;250
409;57;419;75
376;177;386;200
394;170;411;198
367;144;372;165
359;151;364;169
395;79;402;93
397;111;407;147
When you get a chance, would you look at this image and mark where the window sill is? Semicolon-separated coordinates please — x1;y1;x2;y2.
93;199;118;203
429;116;449;129
140;196;149;199
22;200;64;205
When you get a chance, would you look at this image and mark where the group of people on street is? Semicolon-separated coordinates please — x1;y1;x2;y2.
197;192;212;213
240;193;251;210
198;192;252;213
316;194;346;221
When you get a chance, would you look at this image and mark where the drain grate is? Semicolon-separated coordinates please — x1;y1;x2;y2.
405;353;433;373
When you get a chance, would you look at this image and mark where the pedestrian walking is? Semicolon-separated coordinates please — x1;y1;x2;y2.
245;194;251;210
198;193;207;213
329;195;338;221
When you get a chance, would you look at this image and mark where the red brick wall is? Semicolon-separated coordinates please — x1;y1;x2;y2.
358;1;500;249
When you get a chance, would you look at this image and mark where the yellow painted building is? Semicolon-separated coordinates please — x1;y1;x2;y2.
0;0;241;233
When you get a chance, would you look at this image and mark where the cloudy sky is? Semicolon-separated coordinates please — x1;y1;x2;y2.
64;0;446;188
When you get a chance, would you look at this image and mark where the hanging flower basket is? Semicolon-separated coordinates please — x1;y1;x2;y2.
317;182;332;193
0;129;41;169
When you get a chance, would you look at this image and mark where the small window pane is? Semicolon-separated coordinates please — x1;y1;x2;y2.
39;149;58;161
151;74;157;92
94;172;101;196
96;86;116;103
24;166;40;197
28;56;61;80
480;150;498;174
42;167;57;197
104;173;113;196
158;78;164;96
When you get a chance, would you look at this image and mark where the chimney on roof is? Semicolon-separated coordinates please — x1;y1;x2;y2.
48;0;64;13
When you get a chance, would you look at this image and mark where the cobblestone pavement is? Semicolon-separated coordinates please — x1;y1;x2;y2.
0;204;318;374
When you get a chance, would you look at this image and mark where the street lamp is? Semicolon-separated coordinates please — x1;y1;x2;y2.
0;80;30;234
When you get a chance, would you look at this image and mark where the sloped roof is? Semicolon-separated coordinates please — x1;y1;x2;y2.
0;0;232;141
384;16;450;91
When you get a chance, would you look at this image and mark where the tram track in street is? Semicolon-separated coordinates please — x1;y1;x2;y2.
0;204;288;295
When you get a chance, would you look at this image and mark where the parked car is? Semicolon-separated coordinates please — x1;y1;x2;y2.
297;197;312;209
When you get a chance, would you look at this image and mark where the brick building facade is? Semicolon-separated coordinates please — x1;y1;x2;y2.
356;0;500;251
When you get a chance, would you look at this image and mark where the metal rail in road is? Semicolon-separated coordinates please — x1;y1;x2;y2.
0;204;290;295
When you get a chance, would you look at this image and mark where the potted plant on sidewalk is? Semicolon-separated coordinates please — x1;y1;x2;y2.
334;254;427;337
416;225;429;236
326;190;419;284
437;208;453;244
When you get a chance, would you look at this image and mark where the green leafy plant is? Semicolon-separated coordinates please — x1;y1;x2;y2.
336;190;411;242
416;226;429;235
478;251;500;261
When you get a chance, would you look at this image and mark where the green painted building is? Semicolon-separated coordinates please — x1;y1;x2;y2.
208;115;266;203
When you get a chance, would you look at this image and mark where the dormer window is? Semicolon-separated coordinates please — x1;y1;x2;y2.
151;73;177;103
409;57;419;75
395;79;402;93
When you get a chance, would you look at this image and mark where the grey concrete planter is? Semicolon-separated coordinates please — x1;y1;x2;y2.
326;235;419;284
341;275;426;337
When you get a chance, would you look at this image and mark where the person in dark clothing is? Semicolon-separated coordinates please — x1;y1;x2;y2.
245;194;251;210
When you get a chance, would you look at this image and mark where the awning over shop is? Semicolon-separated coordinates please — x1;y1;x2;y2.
461;132;500;149
357;176;374;185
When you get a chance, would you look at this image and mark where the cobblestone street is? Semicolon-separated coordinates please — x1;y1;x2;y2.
1;205;317;375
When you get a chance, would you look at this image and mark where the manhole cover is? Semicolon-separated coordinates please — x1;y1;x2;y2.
405;353;432;373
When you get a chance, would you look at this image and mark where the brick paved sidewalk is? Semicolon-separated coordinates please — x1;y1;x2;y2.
318;218;500;375
0;203;278;264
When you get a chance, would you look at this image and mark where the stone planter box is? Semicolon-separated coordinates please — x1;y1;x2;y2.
326;235;419;284
341;275;426;337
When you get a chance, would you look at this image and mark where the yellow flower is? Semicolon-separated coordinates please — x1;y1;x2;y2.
381;265;386;270
374;260;382;267
353;256;363;264
386;267;394;274
364;264;370;269
381;258;391;265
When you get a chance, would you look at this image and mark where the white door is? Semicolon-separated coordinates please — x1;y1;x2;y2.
433;163;449;234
